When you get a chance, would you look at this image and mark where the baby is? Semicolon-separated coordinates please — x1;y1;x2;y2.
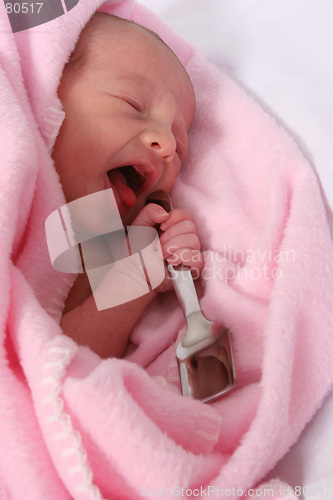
52;12;203;358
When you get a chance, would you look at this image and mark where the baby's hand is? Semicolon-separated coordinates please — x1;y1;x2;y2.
131;203;203;293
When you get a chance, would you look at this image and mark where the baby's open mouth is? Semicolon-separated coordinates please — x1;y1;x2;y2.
117;165;145;192
107;165;146;208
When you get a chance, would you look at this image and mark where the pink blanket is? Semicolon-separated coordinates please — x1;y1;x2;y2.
1;0;333;498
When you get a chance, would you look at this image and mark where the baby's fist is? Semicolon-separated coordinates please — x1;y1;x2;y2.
159;208;203;275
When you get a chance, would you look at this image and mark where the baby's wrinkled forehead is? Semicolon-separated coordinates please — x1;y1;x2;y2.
67;13;188;77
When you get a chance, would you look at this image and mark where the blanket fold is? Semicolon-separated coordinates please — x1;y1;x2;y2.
1;0;333;498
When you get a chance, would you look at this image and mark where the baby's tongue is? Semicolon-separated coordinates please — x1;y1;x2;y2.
108;169;136;208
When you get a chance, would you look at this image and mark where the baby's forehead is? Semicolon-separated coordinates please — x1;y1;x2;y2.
89;14;166;46
82;15;159;58
82;14;188;76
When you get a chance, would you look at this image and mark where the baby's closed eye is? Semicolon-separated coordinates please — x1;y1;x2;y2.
121;97;142;112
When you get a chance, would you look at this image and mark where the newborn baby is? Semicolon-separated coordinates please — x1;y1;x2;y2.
52;12;203;358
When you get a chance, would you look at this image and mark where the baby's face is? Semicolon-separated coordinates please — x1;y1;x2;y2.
52;21;195;225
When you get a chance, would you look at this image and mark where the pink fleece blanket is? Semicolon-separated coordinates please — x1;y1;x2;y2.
1;0;333;498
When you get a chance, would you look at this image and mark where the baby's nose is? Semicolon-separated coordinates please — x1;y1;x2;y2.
140;125;176;162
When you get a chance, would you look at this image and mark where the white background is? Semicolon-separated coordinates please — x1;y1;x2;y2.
138;1;333;497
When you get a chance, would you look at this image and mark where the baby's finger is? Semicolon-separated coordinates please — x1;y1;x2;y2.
161;233;201;259
159;219;197;244
131;203;169;227
159;208;192;231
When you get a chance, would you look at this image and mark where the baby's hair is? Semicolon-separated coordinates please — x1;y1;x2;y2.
66;12;168;71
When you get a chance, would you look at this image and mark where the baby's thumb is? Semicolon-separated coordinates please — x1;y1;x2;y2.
131;202;169;228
